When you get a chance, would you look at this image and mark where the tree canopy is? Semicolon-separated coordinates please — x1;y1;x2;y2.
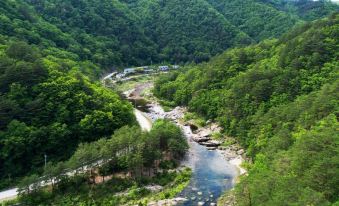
0;39;135;188
154;14;339;205
0;0;337;71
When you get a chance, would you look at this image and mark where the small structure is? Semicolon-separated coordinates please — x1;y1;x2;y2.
159;66;169;71
124;68;136;74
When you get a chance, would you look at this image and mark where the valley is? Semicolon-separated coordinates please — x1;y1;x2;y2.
0;0;338;205
118;77;247;205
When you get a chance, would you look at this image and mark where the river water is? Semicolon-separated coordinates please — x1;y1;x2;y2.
177;126;238;205
131;98;238;205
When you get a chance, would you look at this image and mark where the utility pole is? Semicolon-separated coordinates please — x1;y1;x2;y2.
44;154;47;170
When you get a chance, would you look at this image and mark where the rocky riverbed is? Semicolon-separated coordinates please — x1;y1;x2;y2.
147;103;248;176
125;83;247;205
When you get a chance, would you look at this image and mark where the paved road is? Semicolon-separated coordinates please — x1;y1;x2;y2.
0;188;18;202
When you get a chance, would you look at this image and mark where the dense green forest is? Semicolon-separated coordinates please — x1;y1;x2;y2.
154;14;339;205
0;38;135;188
0;0;338;204
17;120;188;205
260;0;339;20
1;0;337;70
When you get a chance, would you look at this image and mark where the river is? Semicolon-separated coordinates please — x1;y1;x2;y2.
177;126;238;205
128;83;239;205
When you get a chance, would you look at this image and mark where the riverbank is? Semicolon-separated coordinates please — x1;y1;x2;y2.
125;82;248;205
153;105;248;177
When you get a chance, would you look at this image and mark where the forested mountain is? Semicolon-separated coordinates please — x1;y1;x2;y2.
0;0;338;203
23;0;158;67
154;14;339;205
0;38;135;188
260;0;339;20
121;0;253;63
205;0;299;41
1;0;337;70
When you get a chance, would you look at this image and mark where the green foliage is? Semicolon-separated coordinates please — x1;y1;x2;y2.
150;119;189;159
206;0;300;41
16;120;188;205
1;0;337;69
260;0;339;21
155;15;339;205
27;120;186;188
18;158;191;206
0;0;338;203
0;39;135;187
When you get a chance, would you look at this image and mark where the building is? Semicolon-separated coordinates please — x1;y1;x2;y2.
159;66;169;71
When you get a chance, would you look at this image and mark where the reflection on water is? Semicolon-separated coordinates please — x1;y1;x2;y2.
177;126;238;205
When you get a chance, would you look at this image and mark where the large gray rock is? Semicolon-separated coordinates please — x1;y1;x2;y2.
193;135;211;143
199;130;211;137
200;140;221;147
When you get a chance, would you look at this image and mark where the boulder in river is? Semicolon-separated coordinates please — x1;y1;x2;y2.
193;135;211;143
199;130;211;138
200;140;221;147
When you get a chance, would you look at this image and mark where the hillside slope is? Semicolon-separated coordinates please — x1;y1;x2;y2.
1;0;336;69
206;0;300;40
154;14;339;205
